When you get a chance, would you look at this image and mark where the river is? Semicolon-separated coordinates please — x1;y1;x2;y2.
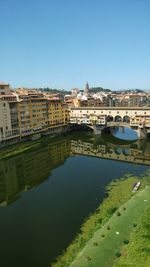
0;130;149;267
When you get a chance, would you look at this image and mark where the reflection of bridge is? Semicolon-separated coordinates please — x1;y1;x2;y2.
71;140;150;166
70;107;150;139
0;136;150;207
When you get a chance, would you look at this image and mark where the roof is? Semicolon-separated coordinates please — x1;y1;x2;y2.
0;81;9;86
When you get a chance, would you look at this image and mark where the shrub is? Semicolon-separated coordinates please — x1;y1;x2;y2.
115;251;121;257
93;242;98;246
107;226;110;230
123;239;129;244
133;223;137;227
123;207;126;211
108;207;117;215
116;211;121;216
85;256;91;261
101;234;105;238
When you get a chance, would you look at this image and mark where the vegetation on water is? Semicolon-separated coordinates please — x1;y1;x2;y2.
51;174;149;267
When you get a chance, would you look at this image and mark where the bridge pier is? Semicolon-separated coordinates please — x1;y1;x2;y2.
92;125;105;135
137;127;147;139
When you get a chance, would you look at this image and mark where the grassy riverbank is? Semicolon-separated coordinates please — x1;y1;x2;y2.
70;185;150;267
114;205;150;267
51;174;150;267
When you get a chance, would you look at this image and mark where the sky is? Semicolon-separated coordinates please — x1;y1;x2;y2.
0;0;150;90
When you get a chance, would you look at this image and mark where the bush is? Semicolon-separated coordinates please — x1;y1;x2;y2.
123;239;129;244
115;251;121;257
93;242;98;246
116;211;121;216
108;207;117;215
133;223;137;227
107;226;110;230
101;234;105;238
85;256;91;261
123;207;126;211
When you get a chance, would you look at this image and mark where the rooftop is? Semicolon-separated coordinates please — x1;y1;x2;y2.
0;81;10;86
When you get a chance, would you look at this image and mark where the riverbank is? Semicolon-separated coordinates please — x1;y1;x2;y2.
51;173;150;267
0;129;71;160
0;124;73;150
114;205;150;267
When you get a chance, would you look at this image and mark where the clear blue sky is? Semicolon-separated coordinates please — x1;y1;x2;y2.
0;0;150;90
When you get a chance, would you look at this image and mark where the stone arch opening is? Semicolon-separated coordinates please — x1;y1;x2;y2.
114;115;122;122
115;147;122;155
107;115;114;122
123;115;130;123
122;148;130;156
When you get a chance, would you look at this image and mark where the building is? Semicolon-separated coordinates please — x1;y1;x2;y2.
47;98;69;128
0;81;11;95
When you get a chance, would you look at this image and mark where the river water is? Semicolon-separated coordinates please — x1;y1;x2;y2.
0;130;150;267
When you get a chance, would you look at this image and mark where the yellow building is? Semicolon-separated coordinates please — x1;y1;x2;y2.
47;98;69;128
18;95;48;136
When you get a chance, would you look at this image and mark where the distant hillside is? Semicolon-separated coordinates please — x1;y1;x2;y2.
90;87;111;93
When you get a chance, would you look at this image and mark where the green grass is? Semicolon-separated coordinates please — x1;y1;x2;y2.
51;175;143;267
69;186;150;267
114;206;150;267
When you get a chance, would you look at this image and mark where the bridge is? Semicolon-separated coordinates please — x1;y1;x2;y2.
71;140;150;166
70;107;150;139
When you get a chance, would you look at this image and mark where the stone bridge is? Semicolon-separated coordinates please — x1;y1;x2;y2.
70;107;150;139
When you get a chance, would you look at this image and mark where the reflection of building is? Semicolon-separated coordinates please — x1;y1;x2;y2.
0;134;150;206
0;139;71;206
71;140;150;166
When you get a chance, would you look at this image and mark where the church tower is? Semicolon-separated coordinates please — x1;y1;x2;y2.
84;82;90;94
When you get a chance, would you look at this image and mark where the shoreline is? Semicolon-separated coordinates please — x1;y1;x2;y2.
51;172;150;267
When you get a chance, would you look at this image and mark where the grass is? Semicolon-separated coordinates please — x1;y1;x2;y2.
69;186;150;267
51;175;143;267
114;206;150;267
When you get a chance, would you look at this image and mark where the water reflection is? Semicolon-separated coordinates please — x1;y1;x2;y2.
71;138;150;165
0;134;150;207
111;126;138;140
0;139;70;206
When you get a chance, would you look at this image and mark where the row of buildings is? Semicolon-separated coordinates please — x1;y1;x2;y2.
1;81;150;144
0;82;69;144
65;83;150;108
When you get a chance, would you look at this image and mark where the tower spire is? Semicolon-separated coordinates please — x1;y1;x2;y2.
84;82;90;94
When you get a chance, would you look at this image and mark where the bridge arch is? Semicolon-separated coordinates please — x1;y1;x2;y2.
115;147;122;155
122;148;130;156
114;115;122;122
123;115;130;123
106;115;114;122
